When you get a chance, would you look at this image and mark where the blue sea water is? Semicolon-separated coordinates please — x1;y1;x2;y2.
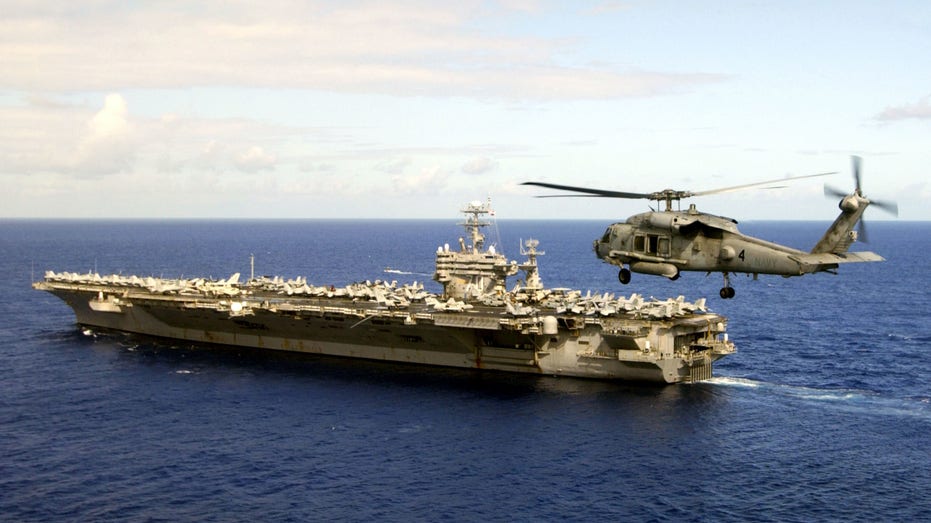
1;218;929;522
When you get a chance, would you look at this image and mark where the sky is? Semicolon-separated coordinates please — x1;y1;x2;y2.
2;0;929;221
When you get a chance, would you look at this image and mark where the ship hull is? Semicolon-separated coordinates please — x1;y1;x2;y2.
39;285;733;384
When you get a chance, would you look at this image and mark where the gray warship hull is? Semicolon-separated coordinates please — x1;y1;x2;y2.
34;199;735;383
35;279;733;383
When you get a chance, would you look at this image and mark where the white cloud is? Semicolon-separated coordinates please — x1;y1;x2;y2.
461;157;497;174
875;96;931;121
0;93;135;177
298;161;336;173
193;140;227;171
0;94;303;179
375;157;412;174
234;146;277;173
0;2;721;100
392;165;449;194
72;93;134;175
497;0;544;14
584;1;633;15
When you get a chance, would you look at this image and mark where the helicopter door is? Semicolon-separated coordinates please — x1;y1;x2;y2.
635;234;670;257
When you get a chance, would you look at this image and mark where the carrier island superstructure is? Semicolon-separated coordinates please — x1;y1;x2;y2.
34;200;735;383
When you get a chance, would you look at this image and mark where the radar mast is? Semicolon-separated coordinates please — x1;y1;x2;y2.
518;238;544;290
459;199;493;253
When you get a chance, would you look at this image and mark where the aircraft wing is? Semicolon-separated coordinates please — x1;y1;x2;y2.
790;251;885;265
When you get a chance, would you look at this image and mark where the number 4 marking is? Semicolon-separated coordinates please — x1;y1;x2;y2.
738;249;746;261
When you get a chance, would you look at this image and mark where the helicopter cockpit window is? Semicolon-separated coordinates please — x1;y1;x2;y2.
601;228;612;243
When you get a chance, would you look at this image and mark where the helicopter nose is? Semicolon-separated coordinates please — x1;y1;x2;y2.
593;239;610;259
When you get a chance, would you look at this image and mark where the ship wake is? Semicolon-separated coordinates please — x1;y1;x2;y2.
708;376;930;420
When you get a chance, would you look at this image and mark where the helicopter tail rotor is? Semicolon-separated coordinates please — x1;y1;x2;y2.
869;198;899;217
823;184;847;199
853;155;862;195
822;156;898;244
857;217;868;243
847;155;898;216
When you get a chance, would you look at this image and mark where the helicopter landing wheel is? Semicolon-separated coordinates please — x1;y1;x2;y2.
618;268;631;285
719;272;735;299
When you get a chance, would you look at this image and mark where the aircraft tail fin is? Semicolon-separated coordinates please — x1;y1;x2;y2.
810;209;864;254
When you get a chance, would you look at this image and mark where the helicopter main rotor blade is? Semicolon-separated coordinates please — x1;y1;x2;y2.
521;181;652;200
691;171;837;197
524;170;837;207
531;194;619;199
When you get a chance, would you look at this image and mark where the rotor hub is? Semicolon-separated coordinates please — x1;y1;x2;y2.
840;195;860;213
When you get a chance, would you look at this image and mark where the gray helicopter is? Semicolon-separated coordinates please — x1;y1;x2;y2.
523;156;898;298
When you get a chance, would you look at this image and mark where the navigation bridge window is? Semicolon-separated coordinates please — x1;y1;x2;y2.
634;234;670;256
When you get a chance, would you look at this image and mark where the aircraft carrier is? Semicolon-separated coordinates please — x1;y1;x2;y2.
33;200;735;383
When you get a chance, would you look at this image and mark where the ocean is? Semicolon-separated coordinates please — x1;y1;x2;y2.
1;218;929;522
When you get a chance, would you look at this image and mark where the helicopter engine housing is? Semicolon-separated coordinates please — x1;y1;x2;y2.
647;212;681;231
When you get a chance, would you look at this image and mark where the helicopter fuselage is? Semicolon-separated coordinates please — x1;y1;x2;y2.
593;207;822;280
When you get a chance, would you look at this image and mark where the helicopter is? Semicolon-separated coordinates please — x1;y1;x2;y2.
523;156;898;299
